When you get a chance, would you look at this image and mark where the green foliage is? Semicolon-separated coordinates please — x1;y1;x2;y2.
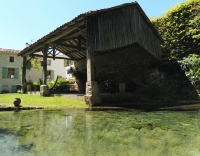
151;0;200;60
17;89;22;94
33;80;40;85
47;78;73;92
25;56;40;71
181;54;200;78
31;57;41;71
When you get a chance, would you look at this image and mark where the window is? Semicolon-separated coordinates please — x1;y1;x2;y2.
2;85;8;90
47;70;54;79
7;68;15;78
64;59;74;67
47;60;51;66
2;67;19;79
1;85;9;93
9;56;14;63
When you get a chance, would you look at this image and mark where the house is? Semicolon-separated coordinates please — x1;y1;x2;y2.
0;48;22;93
0;48;72;93
32;52;74;81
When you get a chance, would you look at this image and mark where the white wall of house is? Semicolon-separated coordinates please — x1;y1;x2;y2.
47;58;67;79
24;57;72;83
0;51;22;93
26;67;42;82
0;49;71;93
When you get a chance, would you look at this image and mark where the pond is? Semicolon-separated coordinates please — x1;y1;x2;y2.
0;108;200;156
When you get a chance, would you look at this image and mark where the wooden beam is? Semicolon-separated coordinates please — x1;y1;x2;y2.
55;46;77;60
78;35;81;52
77;27;86;36
53;46;56;60
20;20;86;56
68;40;76;46
72;38;79;45
53;42;86;51
61;28;86;40
56;47;85;54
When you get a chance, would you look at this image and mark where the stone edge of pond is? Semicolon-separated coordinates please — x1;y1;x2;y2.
0;106;44;111
92;100;200;111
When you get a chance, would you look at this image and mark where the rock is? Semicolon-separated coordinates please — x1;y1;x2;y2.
13;98;21;107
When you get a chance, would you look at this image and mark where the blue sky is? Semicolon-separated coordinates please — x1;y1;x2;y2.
0;0;185;50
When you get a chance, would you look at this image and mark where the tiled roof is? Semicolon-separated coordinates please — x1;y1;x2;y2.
0;48;69;59
0;48;21;54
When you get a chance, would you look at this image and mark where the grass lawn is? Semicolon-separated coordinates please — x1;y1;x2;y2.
0;93;87;109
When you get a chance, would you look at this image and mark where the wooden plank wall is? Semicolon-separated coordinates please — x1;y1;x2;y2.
87;5;161;61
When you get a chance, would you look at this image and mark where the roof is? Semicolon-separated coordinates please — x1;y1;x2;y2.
0;48;21;54
33;52;69;59
18;1;162;60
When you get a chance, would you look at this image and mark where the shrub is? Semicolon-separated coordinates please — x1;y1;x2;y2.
1;90;9;94
33;80;40;85
48;78;73;92
17;89;22;94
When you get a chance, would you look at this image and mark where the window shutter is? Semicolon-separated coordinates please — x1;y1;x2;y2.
64;59;68;67
2;67;7;79
51;70;54;79
14;68;19;79
11;85;17;93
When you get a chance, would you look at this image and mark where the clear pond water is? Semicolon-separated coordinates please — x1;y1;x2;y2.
1;108;200;156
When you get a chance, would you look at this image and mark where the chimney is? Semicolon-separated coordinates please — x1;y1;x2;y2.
26;43;30;47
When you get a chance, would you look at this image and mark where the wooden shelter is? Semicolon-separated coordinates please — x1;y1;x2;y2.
18;2;162;105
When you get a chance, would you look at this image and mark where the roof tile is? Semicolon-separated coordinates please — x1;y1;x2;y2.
0;48;21;54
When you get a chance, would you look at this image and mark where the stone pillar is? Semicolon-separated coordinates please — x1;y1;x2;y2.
85;50;102;105
40;85;49;96
85;81;102;105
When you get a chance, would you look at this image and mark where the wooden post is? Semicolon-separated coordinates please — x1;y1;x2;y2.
40;44;50;96
42;44;48;85
86;50;95;81
22;55;27;93
53;46;56;60
85;50;102;105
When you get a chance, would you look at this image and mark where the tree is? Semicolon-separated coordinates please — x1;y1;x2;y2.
181;54;200;78
21;55;41;93
151;0;200;60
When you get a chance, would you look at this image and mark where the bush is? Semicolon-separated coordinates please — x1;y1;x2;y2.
1;90;9;94
17;89;22;94
47;78;73;93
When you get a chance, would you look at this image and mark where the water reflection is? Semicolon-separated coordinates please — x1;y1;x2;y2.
0;109;200;155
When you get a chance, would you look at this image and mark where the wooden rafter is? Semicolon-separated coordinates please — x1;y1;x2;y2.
53;42;86;51
77;27;86;37
21;20;85;55
61;27;86;40
72;38;79;45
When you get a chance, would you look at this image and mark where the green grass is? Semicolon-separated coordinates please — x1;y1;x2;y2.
0;93;87;109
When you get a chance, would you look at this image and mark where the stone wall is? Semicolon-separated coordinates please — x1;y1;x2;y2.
74;46;198;103
142;62;198;100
